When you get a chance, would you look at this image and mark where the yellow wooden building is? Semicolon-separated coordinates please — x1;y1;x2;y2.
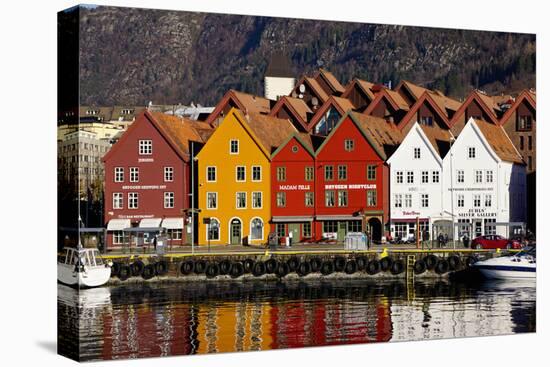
197;108;296;245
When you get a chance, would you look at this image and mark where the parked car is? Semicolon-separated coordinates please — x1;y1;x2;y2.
471;235;522;250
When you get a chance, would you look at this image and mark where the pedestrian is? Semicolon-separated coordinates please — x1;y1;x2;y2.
153;234;158;251
288;230;293;247
443;233;449;247
462;233;469;248
437;233;444;248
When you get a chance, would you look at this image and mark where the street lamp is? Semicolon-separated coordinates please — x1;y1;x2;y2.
449;136;456;249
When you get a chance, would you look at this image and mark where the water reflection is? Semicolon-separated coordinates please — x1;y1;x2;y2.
57;279;535;361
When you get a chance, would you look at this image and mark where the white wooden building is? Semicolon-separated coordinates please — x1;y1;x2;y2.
442;118;526;240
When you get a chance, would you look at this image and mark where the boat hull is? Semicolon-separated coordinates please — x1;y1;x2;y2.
475;265;535;280
57;263;111;288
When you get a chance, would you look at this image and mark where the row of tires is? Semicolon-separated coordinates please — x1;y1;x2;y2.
111;254;476;281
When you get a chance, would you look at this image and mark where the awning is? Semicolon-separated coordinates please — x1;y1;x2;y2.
139;218;162;228
272;216;313;223
161;217;184;229
107;219;131;231
316;215;361;221
390;218;429;223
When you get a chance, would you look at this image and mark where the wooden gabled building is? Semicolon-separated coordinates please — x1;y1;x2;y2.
363;86;410;124
289;76;329;111
205;89;272;127
308;96;356;136
269;96;314;132
449;90;500;136
313;68;346;97
342;78;377;111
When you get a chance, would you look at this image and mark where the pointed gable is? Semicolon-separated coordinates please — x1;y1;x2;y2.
244;112;298;154
205;89;271;126
308;96;356;134
269;96;313;132
473;118;524;164
363;87;409;124
450;90;500;135
290;76;329;109
342;78;377;111
314;68;346;96
499;89;536;127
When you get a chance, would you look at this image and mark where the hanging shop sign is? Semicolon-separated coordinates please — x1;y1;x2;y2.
457;208;497;218
121;184;167;190
278;184;311;191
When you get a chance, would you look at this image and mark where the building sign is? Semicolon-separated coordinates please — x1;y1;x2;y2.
448;187;494;192
138;158;154;163
122;184;167;190
279;184;311;191
458;208;497;218
324;184;376;190
117;214;155;219
402;211;421;216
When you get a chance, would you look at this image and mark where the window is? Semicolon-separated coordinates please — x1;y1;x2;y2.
457;194;464;208
517;115;533;131
484;194;492;207
139;140;152;155
396;171;403;184
421;194;429;208
421;171;429;183
338;190;348;207
324;165;334;180
484;218;496;235
207;192;217;209
473;194;481;208
113;231;125;245
323;221;338;233
457;170;464;183
468;147;476;159
528;156;532;171
325;190;335;207
114;167;124;182
475;170;483;183
305;192;314;207
252;166;262;181
528;136;533;150
250;218;264;240
128;192;138;209
236;166;246;182
252;192;262;208
432;171;440;183
276;223;286;238
338;165;347;180
164;167;174;182
277;167;286;181
236;192;246;208
367;190;377;207
201;166;215;182
520;136;524;150
305;166;314;181
129;167;139;182
420;116;433;126
344;139;355;151
113;193;123;209
486;170;493;183
367;165;376;180
164;192;174;208
303;222;312;237
276;192;286;207
404;194;412;208
413;147;421;159
407;171;414;184
230;139;239;154
208;218;220;241
348;220;362;232
394;194;403;208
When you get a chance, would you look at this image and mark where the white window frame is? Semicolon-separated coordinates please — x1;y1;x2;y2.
206;192;218;209
396;171;403;184
164;192;175;209
407;171;414;184
484;194;492;207
421;193;429;208
236;192;246;209
236;166;246;182
432;170;440;183
251;166;262;182
206;217;220;241
164;167;174;182
413;147;421;159
404;194;412;208
457;170;465;184
114;167;124;182
468;146;476;159
394;194;402;208
276;192;286;207
113;231;125;245
475;170;483;183
139;140;152;155
252;191;263;209
473;194;481;208
250;218;264;241
113;193;123;209
486;170;494;183
229;139;239;154
344;139;355;152
129;167;139;183
421;171;429;184
206;166;217;182
457;194;464;208
128;192;139;209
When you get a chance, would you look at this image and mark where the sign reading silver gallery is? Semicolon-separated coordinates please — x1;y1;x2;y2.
458;208;497;218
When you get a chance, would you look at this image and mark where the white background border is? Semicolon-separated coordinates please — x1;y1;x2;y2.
0;1;546;366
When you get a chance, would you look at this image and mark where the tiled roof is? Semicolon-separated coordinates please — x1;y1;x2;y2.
332;96;356;112
418;123;453;158
231;90;271;115
304;77;329;102
317;68;346;94
429;90;462;113
355;79;376;100
385;89;410;111
475;91;501;113
473;118;523;164
284;96;313;122
150;112;209;157
241;111;297;154
349;111;403;160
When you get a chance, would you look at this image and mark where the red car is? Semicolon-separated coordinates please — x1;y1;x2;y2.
471;235;522;250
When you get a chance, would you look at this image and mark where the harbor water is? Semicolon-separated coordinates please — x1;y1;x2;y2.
58;279;536;361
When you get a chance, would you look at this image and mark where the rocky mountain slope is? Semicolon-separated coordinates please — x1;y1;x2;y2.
72;5;536;106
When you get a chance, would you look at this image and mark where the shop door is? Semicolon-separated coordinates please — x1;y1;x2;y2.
230;219;241;245
288;223;300;243
337;222;347;242
474;220;483;238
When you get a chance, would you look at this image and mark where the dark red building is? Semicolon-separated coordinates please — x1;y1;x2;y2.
270;133;321;242
103;111;212;249
314;112;402;242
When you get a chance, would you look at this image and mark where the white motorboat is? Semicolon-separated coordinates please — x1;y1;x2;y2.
473;246;536;280
58;245;112;288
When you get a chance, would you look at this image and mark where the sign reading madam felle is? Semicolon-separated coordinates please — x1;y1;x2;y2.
458;208;497;218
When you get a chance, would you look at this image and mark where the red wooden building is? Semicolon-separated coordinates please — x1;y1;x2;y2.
270;132;321;242
314;111;402;242
307;96;356;135
363;86;410;124
269;96;313;132
103;111;212;249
